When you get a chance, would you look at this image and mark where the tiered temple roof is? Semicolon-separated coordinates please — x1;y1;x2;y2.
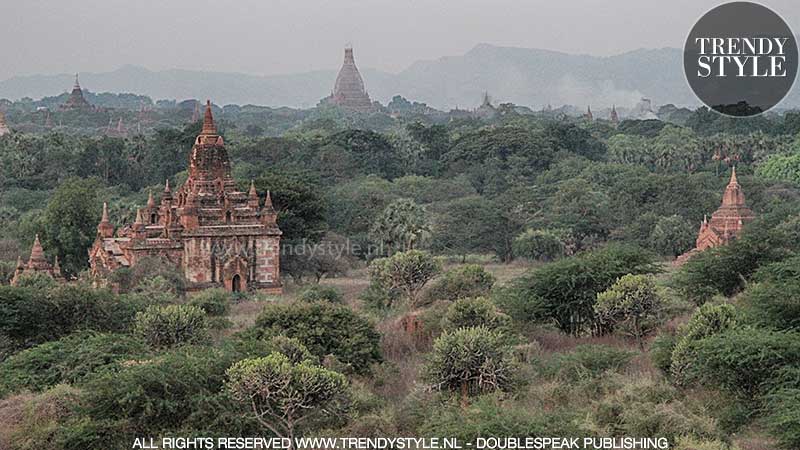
61;74;93;111
329;46;373;112
675;167;756;264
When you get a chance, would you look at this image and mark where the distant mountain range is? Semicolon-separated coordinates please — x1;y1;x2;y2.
1;44;798;110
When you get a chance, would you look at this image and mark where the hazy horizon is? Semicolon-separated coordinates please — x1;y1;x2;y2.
2;0;799;81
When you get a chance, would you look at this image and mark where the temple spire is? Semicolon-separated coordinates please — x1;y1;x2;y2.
74;73;80;90
730;166;738;185
98;202;114;238
248;180;259;208
147;190;155;208
201;100;217;135
29;234;45;265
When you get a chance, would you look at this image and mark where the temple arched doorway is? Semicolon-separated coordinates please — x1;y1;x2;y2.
231;274;241;293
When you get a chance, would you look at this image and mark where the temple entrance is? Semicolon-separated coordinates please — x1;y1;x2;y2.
231;274;241;293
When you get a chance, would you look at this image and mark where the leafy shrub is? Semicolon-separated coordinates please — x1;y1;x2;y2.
187;288;231;316
648;215;695;258
133;304;209;349
763;367;800;449
358;283;399;314
226;353;349;440
12;271;58;290
513;229;566;261
738;281;800;331
296;285;344;304
0;332;147;395
423;326;519;398
684;328;800;398
595;274;662;348
674;218;798;304
0;283;145;354
671;303;738;382
650;332;678;375
252;301;381;373
419;394;583;439
541;344;635;381
82;346;263;437
441;297;510;333
588;378;720;445
266;335;314;364
423;264;495;303
496;244;658;335
368;250;441;307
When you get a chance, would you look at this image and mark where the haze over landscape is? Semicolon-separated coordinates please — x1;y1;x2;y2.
1;0;798;109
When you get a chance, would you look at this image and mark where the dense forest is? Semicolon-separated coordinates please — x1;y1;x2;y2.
2;97;800;449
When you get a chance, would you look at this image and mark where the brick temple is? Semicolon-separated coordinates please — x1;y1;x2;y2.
11;234;64;286
324;46;373;112
0;111;9;136
89;101;282;293
61;74;93;111
676;167;755;264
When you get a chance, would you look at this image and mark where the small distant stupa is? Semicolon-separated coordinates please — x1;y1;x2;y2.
675;167;756;265
61;74;93;111
327;46;373;112
585;105;593;121
610;105;619;124
474;91;497;119
11;234;65;285
0;110;10;136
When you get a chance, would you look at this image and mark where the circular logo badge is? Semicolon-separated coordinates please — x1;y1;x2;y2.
684;2;798;117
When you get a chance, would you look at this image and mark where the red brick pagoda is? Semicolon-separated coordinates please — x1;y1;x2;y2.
89;101;283;293
60;74;93;111
11;234;64;285
676;167;755;264
325;46;374;112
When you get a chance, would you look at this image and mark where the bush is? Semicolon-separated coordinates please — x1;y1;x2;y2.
296;285;344;304
683;328;800;399
82;346;263;437
496;244;658;335
540;344;635;382
368;250;441;307
738;281;800;331
0;332;147;395
133;304;209;349
0;283;144;354
441;297;510;333
670;303;738;382
226;353;349;440
266;335;315;364
419;394;583;439
763;367;800;449
595;274;662;349
423;264;495;303
252;301;381;373
513;229;566;261
187;288;231;316
674;218;797;304
423;326;519;399
650;332;678;375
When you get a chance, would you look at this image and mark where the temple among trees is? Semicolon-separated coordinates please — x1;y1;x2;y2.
60;74;93;111
676;167;755;264
323;46;374;112
11;234;64;285
89;101;283;293
0;111;9;136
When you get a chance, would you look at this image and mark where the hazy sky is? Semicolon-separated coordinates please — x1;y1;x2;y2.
1;0;798;81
